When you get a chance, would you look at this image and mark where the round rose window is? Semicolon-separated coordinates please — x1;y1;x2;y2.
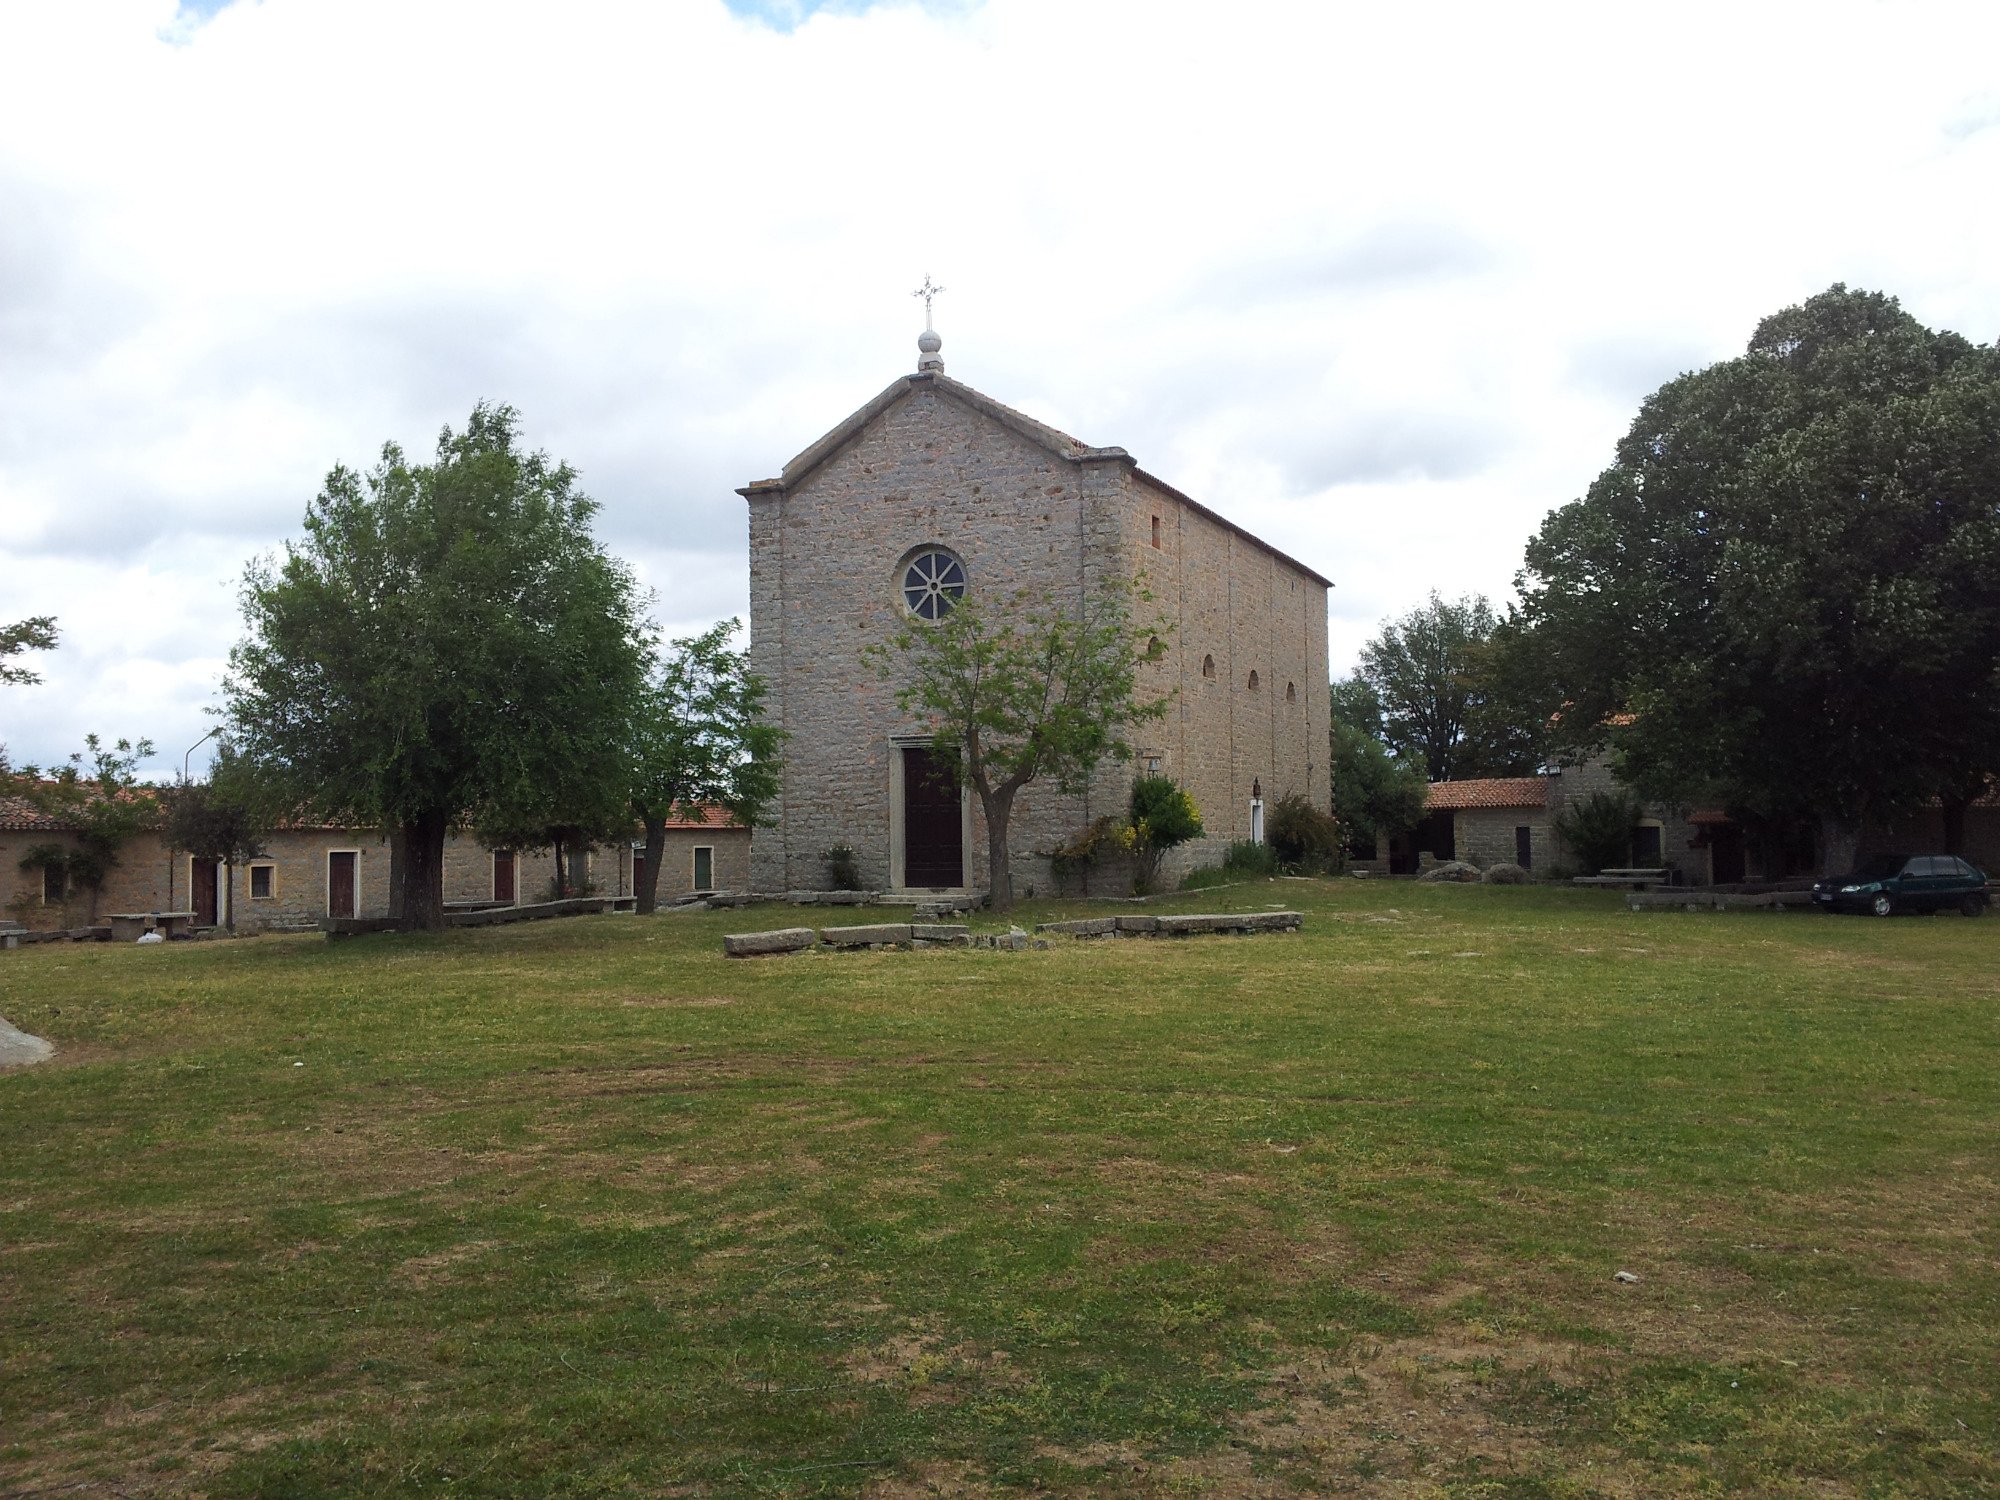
901;549;966;621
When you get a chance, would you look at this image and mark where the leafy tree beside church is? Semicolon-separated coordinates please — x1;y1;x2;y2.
626;620;782;915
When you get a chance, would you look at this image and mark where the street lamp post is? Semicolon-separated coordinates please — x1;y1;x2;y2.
173;727;221;912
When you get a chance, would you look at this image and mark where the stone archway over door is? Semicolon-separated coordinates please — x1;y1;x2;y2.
901;746;963;888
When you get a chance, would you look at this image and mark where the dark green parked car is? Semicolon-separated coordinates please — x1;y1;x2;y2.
1812;854;1991;917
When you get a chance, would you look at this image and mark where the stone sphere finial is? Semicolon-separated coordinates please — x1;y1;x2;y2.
912;275;946;373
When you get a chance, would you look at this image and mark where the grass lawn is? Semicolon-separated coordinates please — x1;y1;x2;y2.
2;880;1997;1497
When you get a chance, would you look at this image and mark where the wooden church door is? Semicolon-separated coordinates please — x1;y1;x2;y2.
902;747;963;888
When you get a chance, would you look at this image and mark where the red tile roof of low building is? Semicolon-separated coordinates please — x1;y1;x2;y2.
651;804;745;830
0;791;68;832
1424;777;1549;811
1;786;744;836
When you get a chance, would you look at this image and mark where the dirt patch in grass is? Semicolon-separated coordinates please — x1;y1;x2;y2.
864;1458;996;1497
1225;1332;1643;1496
393;1238;502;1285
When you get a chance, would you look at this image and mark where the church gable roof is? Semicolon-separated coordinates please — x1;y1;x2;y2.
738;372;1124;497
738;369;1333;589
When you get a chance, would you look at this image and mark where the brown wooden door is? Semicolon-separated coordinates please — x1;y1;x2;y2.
191;858;218;926
1710;825;1746;885
328;852;357;918
902;747;963;888
493;849;516;904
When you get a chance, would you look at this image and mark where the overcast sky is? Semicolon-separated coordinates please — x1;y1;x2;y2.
3;0;1997;777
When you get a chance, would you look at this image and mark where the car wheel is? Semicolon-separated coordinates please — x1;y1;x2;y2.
1871;892;1895;918
1962;894;1988;918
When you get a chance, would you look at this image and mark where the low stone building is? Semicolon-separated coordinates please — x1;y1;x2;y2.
740;323;1333;896
0;790;748;933
1376;757;1730;884
1378;756;2000;885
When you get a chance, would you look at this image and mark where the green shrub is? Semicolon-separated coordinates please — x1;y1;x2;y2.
821;844;862;890
1048;816;1127;896
1222;840;1279;877
1553;792;1639;875
1178;864;1236;891
1267;793;1343;875
1129;776;1203;894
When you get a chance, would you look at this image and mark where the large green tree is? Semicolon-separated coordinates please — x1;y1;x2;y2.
867;582;1169;913
1518;285;2000;871
1328;677;1428;853
225;404;648;929
627;619;781;914
1354;593;1543;781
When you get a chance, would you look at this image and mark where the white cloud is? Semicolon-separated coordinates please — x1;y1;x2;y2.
3;0;1999;773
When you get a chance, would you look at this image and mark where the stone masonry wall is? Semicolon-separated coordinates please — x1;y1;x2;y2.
745;373;1334;896
1121;471;1331;854
747;379;1102;893
1545;755;1703;882
0;828;673;933
645;828;752;898
1452;809;1548;872
1;830;178;929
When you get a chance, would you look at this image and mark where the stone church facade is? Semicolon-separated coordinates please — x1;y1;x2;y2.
739;338;1332;895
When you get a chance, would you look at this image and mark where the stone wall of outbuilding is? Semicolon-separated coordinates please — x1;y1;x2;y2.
2;826;748;933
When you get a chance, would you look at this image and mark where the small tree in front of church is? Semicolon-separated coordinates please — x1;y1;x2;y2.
867;580;1170;913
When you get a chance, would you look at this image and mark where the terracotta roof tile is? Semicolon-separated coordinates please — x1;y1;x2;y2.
1424;777;1549;811
658;805;743;830
0;792;67;833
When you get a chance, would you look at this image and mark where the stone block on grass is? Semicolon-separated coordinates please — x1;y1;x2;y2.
1156;914;1250;936
1114;915;1159;935
821;923;913;948
1249;911;1304;931
1037;918;1117;937
910;923;971;942
723;927;816;958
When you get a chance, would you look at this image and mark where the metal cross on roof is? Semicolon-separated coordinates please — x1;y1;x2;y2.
912;274;945;329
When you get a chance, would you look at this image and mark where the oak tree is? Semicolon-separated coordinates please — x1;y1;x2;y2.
1518;286;2000;871
225;404;647;928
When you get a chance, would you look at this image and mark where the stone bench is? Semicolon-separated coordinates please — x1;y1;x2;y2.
1036;917;1119;938
722;922;982;957
820;923;914;949
327;897;615;940
1039;911;1303;939
723;927;817;958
